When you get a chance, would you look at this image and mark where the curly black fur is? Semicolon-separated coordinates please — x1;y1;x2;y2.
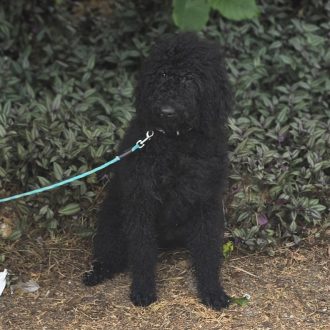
83;32;233;310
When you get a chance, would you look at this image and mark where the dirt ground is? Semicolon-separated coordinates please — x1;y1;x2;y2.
0;232;329;330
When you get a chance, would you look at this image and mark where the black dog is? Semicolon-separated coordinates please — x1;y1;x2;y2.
83;32;232;310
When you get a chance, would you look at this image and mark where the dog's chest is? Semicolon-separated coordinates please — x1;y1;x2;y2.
151;150;184;191
145;143;193;239
148;136;191;177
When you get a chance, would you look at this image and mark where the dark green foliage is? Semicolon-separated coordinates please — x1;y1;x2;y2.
218;0;330;249
0;0;166;236
0;0;329;248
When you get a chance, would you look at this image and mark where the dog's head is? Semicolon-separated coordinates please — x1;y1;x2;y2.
135;32;232;137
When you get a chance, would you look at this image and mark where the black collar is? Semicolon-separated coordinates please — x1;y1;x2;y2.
155;127;193;137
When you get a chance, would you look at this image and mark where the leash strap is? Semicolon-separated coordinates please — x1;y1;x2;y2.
0;131;154;203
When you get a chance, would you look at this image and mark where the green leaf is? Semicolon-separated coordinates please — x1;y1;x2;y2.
231;295;250;306
279;54;293;65
52;94;62;110
211;0;259;21
38;176;51;186
87;54;96;71
53;162;63;180
311;204;326;212
17;143;26;159
0;167;6;177
0;125;6;137
173;0;210;31
277;107;289;123
48;219;59;229
58;203;81;216
237;211;250;222
25;83;35;99
3;101;11;115
223;241;234;259
40;205;49;216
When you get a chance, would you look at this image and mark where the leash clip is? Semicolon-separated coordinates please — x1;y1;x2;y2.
136;130;154;148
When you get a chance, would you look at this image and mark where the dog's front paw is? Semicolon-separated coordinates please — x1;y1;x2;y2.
200;289;231;310
82;261;112;286
82;269;105;286
130;290;157;307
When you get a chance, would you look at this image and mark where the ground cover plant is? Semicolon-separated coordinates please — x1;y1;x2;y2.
0;0;329;254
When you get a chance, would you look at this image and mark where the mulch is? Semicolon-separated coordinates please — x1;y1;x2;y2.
0;230;329;329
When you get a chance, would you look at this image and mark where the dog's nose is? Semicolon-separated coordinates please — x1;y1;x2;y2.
160;106;176;117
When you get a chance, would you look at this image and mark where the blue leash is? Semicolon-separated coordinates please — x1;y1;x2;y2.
0;131;154;203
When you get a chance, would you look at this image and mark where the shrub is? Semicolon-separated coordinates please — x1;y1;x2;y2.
220;0;330;249
0;0;329;249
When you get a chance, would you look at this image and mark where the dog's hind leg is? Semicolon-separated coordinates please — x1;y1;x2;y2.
123;209;158;307
185;204;231;310
82;196;127;286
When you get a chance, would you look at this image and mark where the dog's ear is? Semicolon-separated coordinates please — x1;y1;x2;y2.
199;45;233;138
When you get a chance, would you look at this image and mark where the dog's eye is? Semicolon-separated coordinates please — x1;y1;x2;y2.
160;72;167;79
